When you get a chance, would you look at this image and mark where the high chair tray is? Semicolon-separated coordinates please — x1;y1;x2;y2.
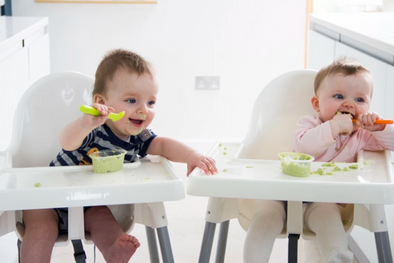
0;156;184;211
187;142;394;204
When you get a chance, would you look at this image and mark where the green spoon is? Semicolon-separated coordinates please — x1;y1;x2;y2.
79;105;125;122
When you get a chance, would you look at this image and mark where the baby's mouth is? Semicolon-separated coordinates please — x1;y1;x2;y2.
129;118;145;125
338;111;355;119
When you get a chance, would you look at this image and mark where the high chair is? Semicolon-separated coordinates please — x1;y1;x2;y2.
0;72;185;263
187;69;394;263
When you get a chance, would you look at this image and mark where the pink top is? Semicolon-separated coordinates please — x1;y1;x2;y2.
292;115;394;162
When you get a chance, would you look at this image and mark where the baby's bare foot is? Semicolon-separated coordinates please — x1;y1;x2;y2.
106;233;140;263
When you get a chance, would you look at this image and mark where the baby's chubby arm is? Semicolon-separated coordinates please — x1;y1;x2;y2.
59;103;114;151
147;137;217;176
292;116;336;155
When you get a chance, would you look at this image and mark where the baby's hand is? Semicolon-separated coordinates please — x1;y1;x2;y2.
331;113;353;136
185;151;217;176
82;103;114;129
355;113;385;132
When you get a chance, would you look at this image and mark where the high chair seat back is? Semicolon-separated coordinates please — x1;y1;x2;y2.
237;69;317;160
7;72;93;168
236;69;318;235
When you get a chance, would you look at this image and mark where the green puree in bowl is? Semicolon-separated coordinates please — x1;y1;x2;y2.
90;150;126;174
278;152;314;177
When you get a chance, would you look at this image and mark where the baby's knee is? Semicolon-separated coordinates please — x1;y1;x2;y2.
327;249;353;263
253;201;285;218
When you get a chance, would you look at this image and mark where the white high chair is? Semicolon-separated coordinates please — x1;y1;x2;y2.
0;72;185;263
187;69;394;263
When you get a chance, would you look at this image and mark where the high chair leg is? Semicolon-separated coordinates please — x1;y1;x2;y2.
157;226;174;263
17;239;21;263
215;220;230;263
288;234;300;263
146;226;160;263
198;222;216;263
375;232;392;263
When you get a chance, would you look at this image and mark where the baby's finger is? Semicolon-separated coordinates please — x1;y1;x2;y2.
206;157;217;174
198;161;212;175
200;157;215;174
93;103;109;115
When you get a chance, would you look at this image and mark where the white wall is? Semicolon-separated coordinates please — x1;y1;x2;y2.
13;0;306;143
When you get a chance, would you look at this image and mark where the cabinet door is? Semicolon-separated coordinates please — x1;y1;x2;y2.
386;64;394;120
308;30;335;70
335;42;388;117
0;48;29;147
28;33;50;85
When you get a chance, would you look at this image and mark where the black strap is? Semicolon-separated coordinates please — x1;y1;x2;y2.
71;240;86;263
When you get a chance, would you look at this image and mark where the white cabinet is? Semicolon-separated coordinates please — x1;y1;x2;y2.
335;42;388;117
386;65;394;121
0;17;50;149
307;30;335;70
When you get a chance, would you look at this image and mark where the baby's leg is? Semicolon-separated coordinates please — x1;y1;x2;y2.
21;209;59;263
304;203;353;263
244;200;286;263
84;206;140;263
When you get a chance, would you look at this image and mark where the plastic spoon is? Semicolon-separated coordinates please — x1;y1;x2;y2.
79;105;125;122
352;119;393;124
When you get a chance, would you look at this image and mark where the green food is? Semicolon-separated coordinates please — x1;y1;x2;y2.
326;172;334;175
223;169;227;172
333;166;342;172
34;183;41;188
278;152;313;177
343;167;349;171
219;143;222;147
223;152;227;155
349;164;358;169
90;150;126;174
322;162;336;167
316;168;325;175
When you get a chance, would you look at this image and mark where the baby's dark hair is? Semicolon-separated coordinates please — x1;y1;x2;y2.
93;49;153;96
314;58;371;94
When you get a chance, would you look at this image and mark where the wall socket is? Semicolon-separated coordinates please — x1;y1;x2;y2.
195;76;220;90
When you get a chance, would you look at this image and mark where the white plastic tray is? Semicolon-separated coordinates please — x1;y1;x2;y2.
187;142;394;204
0;155;185;211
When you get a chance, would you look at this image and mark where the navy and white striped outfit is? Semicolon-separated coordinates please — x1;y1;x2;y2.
50;123;156;167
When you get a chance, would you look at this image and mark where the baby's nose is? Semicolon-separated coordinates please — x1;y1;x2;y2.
343;99;354;108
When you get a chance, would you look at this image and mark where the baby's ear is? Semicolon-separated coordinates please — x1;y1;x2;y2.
93;94;105;104
311;96;320;112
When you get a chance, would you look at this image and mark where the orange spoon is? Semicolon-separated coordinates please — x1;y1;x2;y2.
352;119;393;124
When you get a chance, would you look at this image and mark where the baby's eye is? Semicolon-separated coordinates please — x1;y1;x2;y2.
148;100;156;106
334;94;343;99
356;97;364;103
126;99;136;104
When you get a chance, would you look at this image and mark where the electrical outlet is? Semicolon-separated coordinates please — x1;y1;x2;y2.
195;76;220;90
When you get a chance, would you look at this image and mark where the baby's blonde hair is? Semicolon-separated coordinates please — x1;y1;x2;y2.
93;49;153;96
314;58;371;95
